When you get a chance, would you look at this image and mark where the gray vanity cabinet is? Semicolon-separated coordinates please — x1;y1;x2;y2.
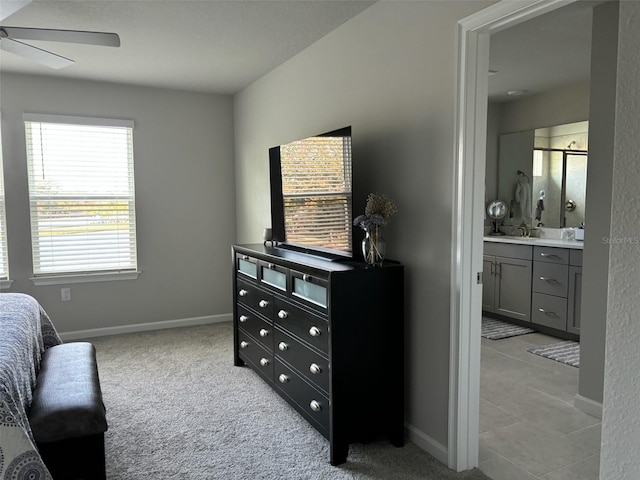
483;243;532;322
567;250;583;334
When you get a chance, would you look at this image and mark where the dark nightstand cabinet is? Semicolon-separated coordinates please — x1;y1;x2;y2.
232;244;404;465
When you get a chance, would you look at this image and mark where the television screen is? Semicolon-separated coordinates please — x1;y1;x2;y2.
269;126;353;260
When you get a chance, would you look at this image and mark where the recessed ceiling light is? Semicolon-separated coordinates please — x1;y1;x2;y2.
507;89;527;96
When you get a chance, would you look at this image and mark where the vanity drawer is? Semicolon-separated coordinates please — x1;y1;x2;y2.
237;305;273;351
533;262;569;297
534;246;569;264
273;298;328;354
484;242;532;260
531;292;567;330
238;330;274;382
237;278;274;319
275;327;330;394
274;359;330;436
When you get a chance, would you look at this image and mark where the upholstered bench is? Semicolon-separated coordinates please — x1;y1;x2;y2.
29;342;108;480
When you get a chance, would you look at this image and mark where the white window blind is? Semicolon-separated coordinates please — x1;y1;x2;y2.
0;126;9;281
24;114;137;277
280;135;352;253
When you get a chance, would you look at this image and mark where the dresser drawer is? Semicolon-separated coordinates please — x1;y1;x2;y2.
274;359;330;436
532;262;569;297
273;298;328;354
532;292;567;330
259;260;288;292
275;327;330;394
235;253;258;279
238;330;274;382
237;278;274;319
534;246;569;264
237;305;273;351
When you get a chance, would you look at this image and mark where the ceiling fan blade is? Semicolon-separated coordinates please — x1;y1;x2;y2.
0;38;73;69
0;0;31;22
1;26;120;47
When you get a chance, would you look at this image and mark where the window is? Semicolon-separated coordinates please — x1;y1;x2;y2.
0;126;9;283
24;114;138;281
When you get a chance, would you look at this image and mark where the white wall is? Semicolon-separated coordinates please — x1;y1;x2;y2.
234;0;493;454
0;74;236;334
601;0;640;477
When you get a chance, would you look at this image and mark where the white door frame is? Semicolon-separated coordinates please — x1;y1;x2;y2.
448;0;578;471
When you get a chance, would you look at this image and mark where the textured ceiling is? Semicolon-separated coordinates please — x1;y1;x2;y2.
0;0;375;94
1;1;596;98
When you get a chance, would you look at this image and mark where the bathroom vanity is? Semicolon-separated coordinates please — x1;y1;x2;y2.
483;236;583;337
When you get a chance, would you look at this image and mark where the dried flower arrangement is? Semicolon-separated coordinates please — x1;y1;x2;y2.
353;193;398;231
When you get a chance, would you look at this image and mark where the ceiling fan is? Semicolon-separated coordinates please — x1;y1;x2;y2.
0;0;120;69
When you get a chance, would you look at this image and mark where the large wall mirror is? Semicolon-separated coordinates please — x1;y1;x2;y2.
498;121;588;228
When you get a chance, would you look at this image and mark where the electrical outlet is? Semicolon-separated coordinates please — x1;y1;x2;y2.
61;287;71;302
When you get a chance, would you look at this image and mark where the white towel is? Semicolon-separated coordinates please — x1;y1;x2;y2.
515;180;532;222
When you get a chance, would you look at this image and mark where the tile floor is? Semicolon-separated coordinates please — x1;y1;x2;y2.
478;332;601;480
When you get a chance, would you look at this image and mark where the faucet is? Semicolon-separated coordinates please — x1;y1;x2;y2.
517;222;530;237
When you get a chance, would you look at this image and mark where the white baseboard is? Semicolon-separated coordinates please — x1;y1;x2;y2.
405;422;448;466
574;394;603;419
59;314;232;341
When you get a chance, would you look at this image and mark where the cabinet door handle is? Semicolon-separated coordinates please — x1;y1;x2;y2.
490;262;495;276
309;363;322;375
239;289;248;297
259;358;270;367
240;341;249;349
309;326;321;337
259;328;269;337
239;315;248;323
258;299;269;308
278;342;289;351
309;400;322;412
278;374;289;384
277;310;288;319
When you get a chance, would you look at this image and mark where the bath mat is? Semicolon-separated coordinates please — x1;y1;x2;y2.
481;317;535;340
527;341;580;367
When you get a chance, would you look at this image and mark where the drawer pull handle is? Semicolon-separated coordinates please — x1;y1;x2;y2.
259;358;270;367
239;315;248;323
278;310;288;319
303;274;311;282
240;341;249;349
278;374;289;383
278;342;289;351
242;255;249;260
540;253;558;258
309;326;321;337
539;276;557;283
309;400;322;412
268;263;275;270
259;328;269;337
239;289;248;297
538;308;558;317
258;300;269;308
309;363;322;375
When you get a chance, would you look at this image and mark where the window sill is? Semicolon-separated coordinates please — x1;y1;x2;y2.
1;279;14;289
30;271;141;286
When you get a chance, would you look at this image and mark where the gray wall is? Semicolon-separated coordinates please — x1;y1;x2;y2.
233;0;493;451
0;73;236;333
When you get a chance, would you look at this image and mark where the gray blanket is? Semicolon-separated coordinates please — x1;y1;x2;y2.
0;293;62;480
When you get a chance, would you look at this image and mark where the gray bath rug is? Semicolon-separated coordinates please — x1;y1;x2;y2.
527;341;580;367
481;317;535;340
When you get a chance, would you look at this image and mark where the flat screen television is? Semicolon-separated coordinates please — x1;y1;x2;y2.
269;126;353;260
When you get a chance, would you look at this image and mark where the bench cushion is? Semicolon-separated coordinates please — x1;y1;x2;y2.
29;342;107;443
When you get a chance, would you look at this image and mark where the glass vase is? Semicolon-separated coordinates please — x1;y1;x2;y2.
362;226;386;266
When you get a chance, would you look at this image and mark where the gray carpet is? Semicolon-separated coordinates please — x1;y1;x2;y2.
481;317;535;340
90;322;490;479
527;341;580;367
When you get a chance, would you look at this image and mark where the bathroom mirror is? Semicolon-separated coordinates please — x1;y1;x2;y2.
498;121;588;228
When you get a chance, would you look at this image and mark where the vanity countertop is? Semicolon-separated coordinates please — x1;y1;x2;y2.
484;235;584;250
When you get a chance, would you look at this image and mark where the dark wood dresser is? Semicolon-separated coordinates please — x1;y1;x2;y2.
232;244;404;465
